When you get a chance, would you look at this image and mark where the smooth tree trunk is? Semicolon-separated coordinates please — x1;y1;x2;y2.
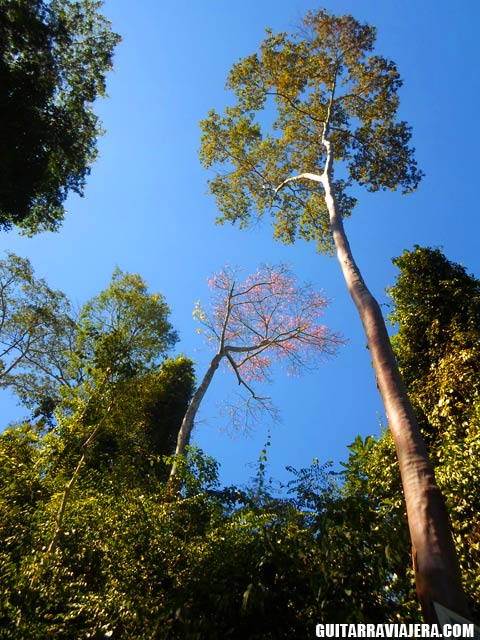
319;138;469;621
169;351;223;480
169;341;266;481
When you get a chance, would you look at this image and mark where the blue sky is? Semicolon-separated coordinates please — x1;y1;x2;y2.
4;1;480;487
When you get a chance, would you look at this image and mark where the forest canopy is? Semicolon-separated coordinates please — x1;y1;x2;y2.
0;247;478;637
0;1;478;635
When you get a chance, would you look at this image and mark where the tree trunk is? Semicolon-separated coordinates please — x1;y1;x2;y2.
320;139;470;621
169;351;223;480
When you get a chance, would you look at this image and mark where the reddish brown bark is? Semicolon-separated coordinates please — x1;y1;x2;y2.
320;138;470;621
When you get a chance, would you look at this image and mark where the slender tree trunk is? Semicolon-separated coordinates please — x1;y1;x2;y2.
169;351;223;480
320;139;470;621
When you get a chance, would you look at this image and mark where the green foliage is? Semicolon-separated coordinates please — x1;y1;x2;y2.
388;246;480;448
0;259;182;419
342;423;480;620
82;357;196;483
0;255;195;491
0;260;201;636
199;9;422;252
2;243;477;631
3;438;415;638
338;434;420;621
140;358;196;469
0;0;120;233
0;252;75;414
435;410;480;615
3;397;471;636
74;269;179;383
0;247;464;633
388;248;480;616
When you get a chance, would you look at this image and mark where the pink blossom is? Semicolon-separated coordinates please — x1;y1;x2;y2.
196;263;344;384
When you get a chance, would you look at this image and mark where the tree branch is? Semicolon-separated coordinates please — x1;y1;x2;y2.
274;172;323;196
219;284;235;350
225;339;269;354
225;351;269;401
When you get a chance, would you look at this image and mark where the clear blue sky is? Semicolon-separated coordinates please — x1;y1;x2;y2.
4;0;480;487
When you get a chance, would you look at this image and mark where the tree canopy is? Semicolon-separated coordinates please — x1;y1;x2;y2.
0;256;193;472
0;259;181;419
200;9;422;253
74;268;179;383
0;0;120;233
1;1;478;633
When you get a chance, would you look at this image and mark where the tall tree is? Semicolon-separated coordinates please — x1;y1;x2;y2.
0;0;120;234
337;248;480;618
171;264;342;479
199;10;469;619
68;270;192;479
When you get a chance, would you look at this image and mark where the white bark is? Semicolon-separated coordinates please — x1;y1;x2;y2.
169;351;223;480
169;341;270;481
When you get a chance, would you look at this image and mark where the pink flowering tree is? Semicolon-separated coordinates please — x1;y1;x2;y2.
170;264;343;479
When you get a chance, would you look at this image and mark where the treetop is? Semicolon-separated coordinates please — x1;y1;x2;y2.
200;8;423;253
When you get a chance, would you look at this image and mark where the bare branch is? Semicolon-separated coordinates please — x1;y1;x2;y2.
274;172;323;195
225;350;269;401
219;283;235;350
